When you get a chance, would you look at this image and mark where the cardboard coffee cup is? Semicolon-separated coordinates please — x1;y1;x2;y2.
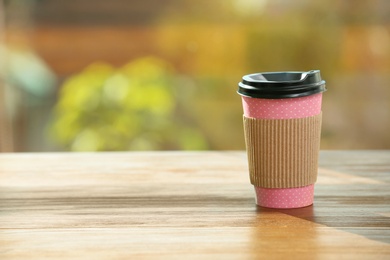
237;70;326;208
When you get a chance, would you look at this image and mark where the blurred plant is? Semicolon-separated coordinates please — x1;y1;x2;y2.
50;57;208;151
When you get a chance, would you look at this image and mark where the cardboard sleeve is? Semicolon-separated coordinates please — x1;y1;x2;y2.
243;113;322;188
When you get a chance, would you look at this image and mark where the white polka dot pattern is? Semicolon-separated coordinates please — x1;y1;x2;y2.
241;93;322;209
254;185;314;209
242;93;322;119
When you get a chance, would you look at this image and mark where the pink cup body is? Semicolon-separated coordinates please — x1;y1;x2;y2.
242;93;322;209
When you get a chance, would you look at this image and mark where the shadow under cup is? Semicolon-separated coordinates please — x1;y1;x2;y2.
238;70;326;209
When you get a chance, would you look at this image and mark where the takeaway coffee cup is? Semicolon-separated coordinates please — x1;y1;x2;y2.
237;70;326;209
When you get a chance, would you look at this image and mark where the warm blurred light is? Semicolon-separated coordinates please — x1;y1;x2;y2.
368;26;390;57
2;0;390;151
233;0;268;15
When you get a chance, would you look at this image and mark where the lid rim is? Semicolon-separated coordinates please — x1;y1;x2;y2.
239;80;325;91
238;70;326;99
237;87;327;99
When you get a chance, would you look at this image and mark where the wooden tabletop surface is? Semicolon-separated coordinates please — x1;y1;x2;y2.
0;151;389;259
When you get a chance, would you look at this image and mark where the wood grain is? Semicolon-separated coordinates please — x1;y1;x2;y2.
0;151;389;259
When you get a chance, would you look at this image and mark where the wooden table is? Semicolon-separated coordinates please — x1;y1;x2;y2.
0;151;389;259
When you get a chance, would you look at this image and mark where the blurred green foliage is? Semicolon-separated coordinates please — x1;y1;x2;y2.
5;0;390;151
50;57;208;151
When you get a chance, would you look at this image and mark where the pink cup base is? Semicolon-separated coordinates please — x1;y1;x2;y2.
254;184;314;209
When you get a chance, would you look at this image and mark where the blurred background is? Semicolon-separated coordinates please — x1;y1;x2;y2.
0;0;389;152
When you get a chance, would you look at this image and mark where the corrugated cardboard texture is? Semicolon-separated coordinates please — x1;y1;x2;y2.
243;113;322;188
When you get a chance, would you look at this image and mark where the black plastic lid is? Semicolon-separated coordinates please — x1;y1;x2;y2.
237;70;326;99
